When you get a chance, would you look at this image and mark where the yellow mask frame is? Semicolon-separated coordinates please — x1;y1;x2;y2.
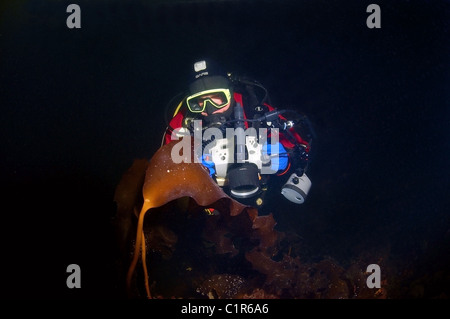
186;88;231;113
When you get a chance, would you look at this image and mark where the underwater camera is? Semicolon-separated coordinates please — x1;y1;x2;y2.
209;135;265;199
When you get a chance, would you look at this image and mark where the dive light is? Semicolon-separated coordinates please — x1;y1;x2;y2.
281;172;312;204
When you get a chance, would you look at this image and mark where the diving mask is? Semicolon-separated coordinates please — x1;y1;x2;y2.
186;88;231;113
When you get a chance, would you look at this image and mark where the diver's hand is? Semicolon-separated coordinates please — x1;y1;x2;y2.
201;154;215;177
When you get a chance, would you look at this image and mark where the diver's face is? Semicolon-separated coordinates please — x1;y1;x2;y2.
199;93;232;116
201;101;232;117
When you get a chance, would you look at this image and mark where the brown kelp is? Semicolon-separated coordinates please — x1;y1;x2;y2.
114;138;388;299
116;138;260;298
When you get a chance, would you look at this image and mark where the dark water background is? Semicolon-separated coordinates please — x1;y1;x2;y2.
0;0;449;299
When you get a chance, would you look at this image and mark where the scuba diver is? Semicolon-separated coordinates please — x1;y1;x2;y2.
162;59;314;211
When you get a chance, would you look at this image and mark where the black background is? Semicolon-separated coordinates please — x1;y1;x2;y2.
0;0;449;300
